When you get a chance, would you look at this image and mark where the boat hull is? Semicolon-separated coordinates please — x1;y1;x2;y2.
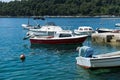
30;36;87;44
74;31;94;36
96;28;113;33
115;23;120;27
97;30;112;33
76;56;120;69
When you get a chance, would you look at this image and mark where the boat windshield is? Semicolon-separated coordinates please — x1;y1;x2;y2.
45;22;56;26
59;34;72;37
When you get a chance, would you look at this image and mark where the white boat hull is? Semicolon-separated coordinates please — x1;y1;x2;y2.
27;25;63;36
76;51;120;69
115;23;120;27
21;24;40;30
76;57;120;68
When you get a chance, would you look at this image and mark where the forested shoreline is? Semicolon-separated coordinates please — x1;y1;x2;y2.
0;0;120;17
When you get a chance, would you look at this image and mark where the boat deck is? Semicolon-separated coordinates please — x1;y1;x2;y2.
93;51;120;58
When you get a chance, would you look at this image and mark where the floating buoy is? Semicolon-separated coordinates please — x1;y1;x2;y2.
20;54;26;62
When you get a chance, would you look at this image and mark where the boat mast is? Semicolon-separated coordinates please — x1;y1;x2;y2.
28;16;30;25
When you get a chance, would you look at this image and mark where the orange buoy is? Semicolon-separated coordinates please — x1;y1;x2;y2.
20;54;26;62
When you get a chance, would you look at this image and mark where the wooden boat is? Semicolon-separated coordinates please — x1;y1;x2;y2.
30;30;87;44
76;46;120;69
74;26;94;36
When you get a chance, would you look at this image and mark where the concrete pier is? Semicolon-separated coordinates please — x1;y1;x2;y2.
92;33;120;45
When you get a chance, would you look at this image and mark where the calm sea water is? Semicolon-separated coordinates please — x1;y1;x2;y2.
0;17;120;80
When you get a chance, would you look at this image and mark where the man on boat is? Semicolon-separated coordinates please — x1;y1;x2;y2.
76;46;94;57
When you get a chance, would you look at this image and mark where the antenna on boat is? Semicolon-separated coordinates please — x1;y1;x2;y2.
33;16;45;27
27;16;30;26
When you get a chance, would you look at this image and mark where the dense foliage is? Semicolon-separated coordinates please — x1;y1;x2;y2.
0;0;120;16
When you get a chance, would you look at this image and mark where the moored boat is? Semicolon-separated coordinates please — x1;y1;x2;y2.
76;46;120;69
74;26;94;36
30;30;87;44
21;24;40;30
27;22;63;36
21;16;45;30
96;28;114;33
115;23;120;27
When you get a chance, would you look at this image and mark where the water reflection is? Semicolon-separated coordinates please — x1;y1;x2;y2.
89;68;120;80
30;43;83;51
91;38;120;49
76;65;120;80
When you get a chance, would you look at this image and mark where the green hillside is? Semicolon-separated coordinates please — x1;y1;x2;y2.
0;0;120;16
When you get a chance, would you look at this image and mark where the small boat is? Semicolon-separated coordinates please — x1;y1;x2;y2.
21;24;40;30
26;22;63;37
96;28;113;33
74;26;94;36
30;30;87;44
115;23;120;27
76;46;120;69
21;16;45;30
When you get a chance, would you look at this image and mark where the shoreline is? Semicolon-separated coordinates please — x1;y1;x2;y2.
0;15;120;18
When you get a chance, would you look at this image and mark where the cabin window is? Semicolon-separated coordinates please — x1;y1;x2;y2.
89;28;92;30
84;28;88;30
79;28;83;30
59;34;71;37
48;32;55;36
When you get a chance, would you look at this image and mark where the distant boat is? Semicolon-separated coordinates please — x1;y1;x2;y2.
115;23;120;27
21;16;45;30
96;28;114;33
76;46;120;69
74;26;94;36
30;30;87;45
21;24;40;30
26;22;63;37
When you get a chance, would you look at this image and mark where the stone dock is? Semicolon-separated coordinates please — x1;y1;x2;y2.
92;33;120;45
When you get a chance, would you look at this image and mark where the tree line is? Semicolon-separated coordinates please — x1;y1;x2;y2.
0;0;120;16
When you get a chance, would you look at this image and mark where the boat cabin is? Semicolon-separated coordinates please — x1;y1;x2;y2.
78;26;93;31
54;30;73;38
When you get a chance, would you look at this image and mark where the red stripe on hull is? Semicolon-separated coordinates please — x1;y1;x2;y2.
30;37;87;44
77;65;90;69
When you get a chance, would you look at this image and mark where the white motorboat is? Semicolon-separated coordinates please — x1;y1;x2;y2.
21;24;40;30
21;17;45;30
26;22;63;37
76;46;120;69
74;26;94;36
115;23;120;27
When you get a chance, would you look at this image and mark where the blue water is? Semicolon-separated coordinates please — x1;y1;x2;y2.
0;17;120;80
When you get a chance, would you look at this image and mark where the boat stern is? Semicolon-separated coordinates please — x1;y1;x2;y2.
76;57;91;68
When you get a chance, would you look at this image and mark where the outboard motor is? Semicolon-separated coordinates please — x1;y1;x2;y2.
78;46;94;57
